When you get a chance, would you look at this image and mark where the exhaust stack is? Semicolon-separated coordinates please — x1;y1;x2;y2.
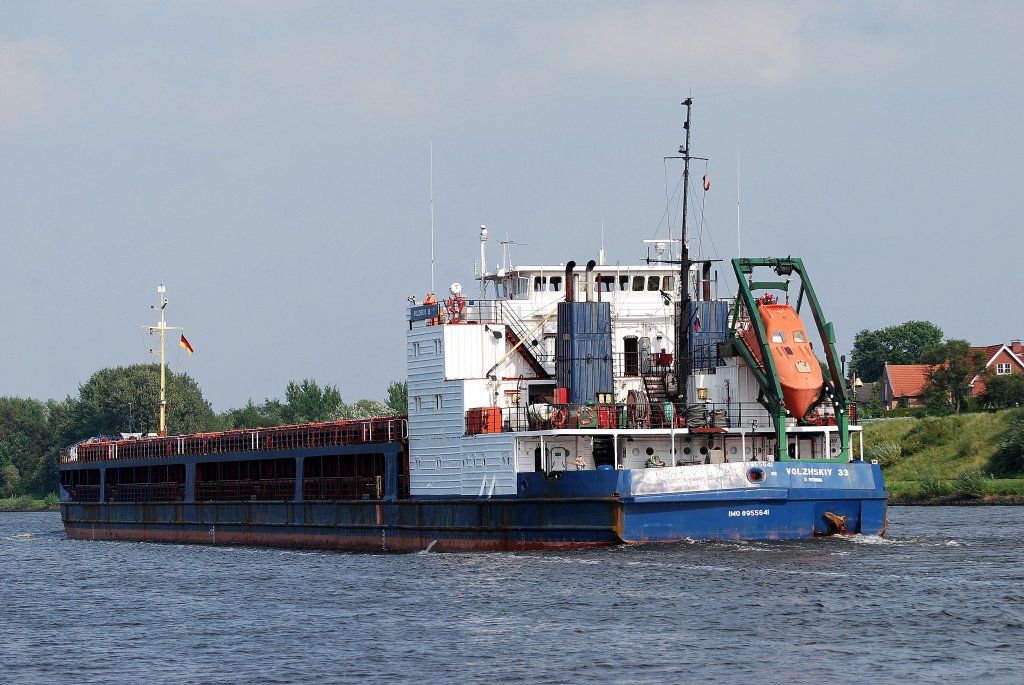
565;261;576;303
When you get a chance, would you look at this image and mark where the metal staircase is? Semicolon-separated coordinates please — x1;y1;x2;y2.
642;373;670;427
499;302;552;379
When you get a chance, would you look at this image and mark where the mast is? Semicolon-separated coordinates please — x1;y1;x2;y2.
672;97;694;404
146;283;180;436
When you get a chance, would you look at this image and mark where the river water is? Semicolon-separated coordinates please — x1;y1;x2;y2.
1;507;1021;684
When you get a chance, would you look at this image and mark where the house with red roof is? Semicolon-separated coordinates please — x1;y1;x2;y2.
969;340;1024;397
880;363;932;409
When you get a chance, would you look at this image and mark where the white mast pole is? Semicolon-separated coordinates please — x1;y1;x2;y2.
479;224;488;298
158;283;167;435
144;283;180;437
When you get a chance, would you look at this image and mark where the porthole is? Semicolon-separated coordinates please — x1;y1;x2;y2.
632;448;640;456
699;447;708;455
645;447;655;456
683;447;691;455
729;446;737;455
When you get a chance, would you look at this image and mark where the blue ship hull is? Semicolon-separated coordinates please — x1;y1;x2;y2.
61;462;886;551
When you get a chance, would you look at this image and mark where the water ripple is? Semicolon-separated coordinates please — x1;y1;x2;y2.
1;507;1022;684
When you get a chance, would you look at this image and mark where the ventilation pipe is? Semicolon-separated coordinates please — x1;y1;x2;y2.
565;261;576;303
585;260;596;303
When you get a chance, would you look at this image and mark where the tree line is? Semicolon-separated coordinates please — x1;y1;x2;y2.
850;321;1024;417
0;364;407;498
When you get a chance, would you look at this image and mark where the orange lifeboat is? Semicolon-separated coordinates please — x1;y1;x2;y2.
739;295;823;418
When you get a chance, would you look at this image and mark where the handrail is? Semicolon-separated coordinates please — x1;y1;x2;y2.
61;416;409;464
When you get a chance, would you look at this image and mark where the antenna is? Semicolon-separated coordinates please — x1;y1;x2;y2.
498;235;526;269
430;142;435;293
736;148;741;258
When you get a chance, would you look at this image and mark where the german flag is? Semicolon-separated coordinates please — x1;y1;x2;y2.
179;334;194;355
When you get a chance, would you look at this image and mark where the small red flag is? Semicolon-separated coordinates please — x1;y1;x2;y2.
703;174;711;191
179;334;194;355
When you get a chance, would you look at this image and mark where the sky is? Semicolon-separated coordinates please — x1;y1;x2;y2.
2;1;1022;411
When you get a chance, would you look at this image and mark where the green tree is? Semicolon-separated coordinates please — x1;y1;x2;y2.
221;398;287;429
979;374;1024;410
862;384;883;419
71;364;218;439
923;339;986;414
850;321;944;382
385;380;408;415
1;463;20;497
0;396;56;496
342;399;390;419
989;411;1024;476
282;379;344;423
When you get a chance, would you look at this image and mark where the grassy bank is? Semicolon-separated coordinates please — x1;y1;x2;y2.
0;494;60;512
862;409;1024;504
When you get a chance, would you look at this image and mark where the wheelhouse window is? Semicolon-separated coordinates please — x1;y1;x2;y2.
793;330;808;343
771;331;786;343
512;276;530;300
632;276;645;292
662;275;675;291
647;276;660;291
534;276;545;291
549;276;562;292
997;363;1012;375
619;275;630;291
600;276;615;292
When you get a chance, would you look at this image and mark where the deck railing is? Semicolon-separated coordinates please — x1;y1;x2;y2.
467;401;849;434
61;417;409;464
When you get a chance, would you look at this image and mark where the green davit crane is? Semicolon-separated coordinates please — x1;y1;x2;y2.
728;257;851;461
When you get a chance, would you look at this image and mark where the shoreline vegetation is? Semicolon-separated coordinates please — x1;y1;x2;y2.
1;495;59;512
5;409;1023;512
864;408;1024;505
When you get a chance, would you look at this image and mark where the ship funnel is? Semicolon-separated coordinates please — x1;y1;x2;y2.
585;260;596;303
565;261;576;303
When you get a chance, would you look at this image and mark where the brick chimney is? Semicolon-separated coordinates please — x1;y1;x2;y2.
1012;339;1023;355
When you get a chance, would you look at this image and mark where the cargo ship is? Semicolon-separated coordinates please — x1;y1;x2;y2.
59;100;887;551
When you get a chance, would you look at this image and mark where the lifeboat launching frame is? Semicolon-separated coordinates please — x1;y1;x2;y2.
728;257;851;461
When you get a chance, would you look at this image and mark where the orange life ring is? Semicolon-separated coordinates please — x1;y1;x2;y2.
551;408;568;428
578;407;595;425
447;296;464;314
